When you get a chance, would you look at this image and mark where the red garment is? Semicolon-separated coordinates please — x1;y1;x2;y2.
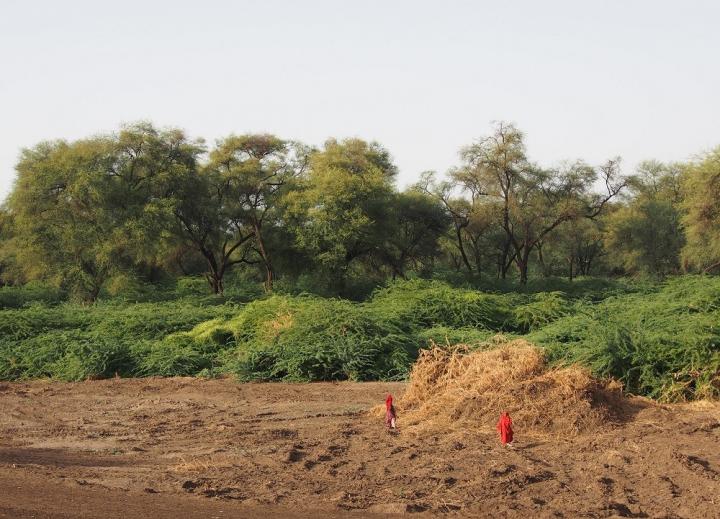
385;395;397;427
496;412;513;445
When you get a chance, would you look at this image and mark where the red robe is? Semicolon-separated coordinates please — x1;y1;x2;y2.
496;412;513;445
385;395;397;427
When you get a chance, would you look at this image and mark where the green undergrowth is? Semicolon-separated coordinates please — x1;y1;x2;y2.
1;276;718;401
529;276;720;401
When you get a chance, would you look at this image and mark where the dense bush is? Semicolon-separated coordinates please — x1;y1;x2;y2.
0;282;65;309
530;276;720;401
1;276;718;401
0;298;239;381
368;279;515;330
512;291;570;332
222;296;416;381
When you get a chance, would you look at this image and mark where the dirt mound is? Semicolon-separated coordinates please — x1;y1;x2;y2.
398;336;623;436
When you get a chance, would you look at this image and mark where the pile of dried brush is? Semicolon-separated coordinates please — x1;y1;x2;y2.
397;336;623;436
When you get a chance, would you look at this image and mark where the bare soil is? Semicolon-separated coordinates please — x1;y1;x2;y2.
0;378;718;518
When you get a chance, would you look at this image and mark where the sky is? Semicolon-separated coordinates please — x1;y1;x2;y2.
1;0;719;201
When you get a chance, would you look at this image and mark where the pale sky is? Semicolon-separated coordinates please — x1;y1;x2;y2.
1;0;719;202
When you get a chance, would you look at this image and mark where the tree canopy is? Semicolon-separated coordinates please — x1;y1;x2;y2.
1;121;718;300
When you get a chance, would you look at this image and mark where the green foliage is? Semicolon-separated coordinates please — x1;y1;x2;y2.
530;276;720;401
682;148;720;272
0;297;237;381
284;138;397;282
0;282;64;309
223;295;416;381
134;335;215;377
368;279;514;330
512;291;570;332
0;330;135;381
1;275;718;402
415;326;494;347
604;160;685;276
6;125;204;301
604;200;684;275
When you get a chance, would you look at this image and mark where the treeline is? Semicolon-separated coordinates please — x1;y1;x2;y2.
0;121;718;301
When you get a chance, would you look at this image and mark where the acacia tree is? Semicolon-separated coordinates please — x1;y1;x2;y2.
681;148;720;273
6;124;204;300
8;138;124;300
285;138;397;288
457;122;625;283
207;135;307;291
170;165;255;295
418;172;505;278
604;161;685;276
537;217;606;279
417;172;475;275
380;189;449;279
0;206;17;284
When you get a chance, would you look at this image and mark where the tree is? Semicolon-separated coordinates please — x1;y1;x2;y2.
417;171;475;275
0;206;17;284
8;138;123;300
6;123;204;300
457;122;625;283
380;189;450;279
285;138;397;287
206;135;307;291
681;148;720;273
110;123;206;278
604;161;684;276
537;216;606;279
170;164;255;295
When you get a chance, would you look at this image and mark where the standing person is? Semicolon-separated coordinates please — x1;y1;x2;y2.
385;394;397;429
496;411;513;447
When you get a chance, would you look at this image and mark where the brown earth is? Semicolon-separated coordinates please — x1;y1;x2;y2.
0;378;719;518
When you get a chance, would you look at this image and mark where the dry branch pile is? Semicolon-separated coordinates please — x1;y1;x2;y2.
397;336;623;436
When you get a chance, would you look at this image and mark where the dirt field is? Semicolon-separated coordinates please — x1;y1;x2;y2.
0;378;719;518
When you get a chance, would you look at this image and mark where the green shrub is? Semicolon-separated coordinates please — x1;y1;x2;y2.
0;330;135;381
531;276;720;401
223;295;416;381
415;326;495;347
134;335;214;377
512;291;570;332
2;275;718;402
0;282;65;309
368;279;514;330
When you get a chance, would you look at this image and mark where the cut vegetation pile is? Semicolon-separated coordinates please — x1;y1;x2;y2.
399;337;623;436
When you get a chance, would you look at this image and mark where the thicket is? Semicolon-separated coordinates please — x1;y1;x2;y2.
530;276;720;401
0;276;718;401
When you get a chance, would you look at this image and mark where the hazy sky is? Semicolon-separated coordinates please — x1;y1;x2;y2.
1;0;719;201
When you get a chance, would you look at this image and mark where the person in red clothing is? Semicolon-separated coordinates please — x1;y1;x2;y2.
496;411;513;447
385;394;397;429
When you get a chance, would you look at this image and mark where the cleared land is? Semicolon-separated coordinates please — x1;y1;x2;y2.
1;378;719;518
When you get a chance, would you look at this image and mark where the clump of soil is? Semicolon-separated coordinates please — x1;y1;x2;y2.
399;336;623;435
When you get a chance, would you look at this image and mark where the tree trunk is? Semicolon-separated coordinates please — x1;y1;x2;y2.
253;226;274;292
500;238;511;279
206;272;224;295
537;243;551;277
455;224;473;275
518;260;529;284
470;239;483;277
516;246;531;285
202;250;224;295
